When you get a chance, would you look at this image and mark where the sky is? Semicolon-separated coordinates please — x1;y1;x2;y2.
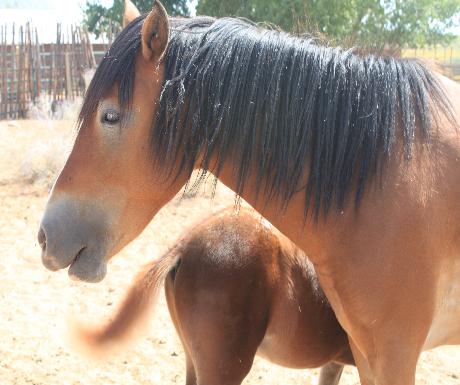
0;0;458;43
0;0;198;42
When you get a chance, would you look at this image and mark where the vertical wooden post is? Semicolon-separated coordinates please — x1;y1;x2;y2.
34;27;42;99
53;23;60;102
64;51;72;100
2;24;6;119
26;22;33;111
0;25;4;119
12;23;16;119
18;25;23;118
84;29;96;68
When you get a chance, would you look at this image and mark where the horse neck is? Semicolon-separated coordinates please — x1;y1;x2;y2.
210;158;332;259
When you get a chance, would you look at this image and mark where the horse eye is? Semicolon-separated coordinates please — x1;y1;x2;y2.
102;110;120;124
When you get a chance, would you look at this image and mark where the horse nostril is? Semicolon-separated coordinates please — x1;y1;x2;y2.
38;228;47;251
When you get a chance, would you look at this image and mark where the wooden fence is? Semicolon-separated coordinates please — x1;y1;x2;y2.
0;23;96;120
1;23;458;120
404;46;460;81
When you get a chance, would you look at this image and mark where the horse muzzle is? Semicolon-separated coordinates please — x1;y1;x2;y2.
38;196;112;283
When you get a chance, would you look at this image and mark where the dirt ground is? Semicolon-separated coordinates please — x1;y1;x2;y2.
0;119;459;385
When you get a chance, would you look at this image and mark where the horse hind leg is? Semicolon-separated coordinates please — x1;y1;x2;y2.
180;305;263;385
165;257;255;385
318;362;345;385
179;285;267;385
171;261;271;385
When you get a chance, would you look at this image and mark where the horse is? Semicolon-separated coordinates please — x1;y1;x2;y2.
38;1;460;384
77;208;354;385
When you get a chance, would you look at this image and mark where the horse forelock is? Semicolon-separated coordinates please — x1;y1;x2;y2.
79;15;455;219
77;15;146;129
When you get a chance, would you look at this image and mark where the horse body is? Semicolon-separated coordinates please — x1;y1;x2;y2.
214;92;460;363
80;209;352;385
254;241;350;369
214;126;460;383
38;2;460;384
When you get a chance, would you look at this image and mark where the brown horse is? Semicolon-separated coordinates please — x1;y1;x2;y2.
78;208;353;385
38;1;460;384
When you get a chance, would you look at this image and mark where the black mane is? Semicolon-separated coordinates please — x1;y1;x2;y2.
80;15;453;218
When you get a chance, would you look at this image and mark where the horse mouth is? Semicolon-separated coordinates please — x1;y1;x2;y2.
69;246;86;269
68;246;107;283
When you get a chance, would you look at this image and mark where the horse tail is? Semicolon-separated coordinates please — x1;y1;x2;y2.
72;243;181;356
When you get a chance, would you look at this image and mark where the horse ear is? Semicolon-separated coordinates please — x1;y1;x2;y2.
123;0;141;28
141;0;169;63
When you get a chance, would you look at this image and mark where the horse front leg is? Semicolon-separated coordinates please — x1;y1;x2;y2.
185;353;197;385
349;323;423;385
314;249;438;385
348;339;374;385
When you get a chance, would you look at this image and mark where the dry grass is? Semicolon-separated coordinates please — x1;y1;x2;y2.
0;119;458;385
2;120;75;189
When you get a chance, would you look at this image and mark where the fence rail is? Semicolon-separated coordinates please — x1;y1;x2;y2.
403;46;460;81
0;23;96;120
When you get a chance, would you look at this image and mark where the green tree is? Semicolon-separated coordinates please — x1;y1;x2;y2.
83;0;190;38
196;0;460;49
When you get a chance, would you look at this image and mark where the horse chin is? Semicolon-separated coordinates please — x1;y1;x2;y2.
67;248;107;283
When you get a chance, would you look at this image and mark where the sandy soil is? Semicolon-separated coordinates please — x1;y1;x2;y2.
0;120;458;385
